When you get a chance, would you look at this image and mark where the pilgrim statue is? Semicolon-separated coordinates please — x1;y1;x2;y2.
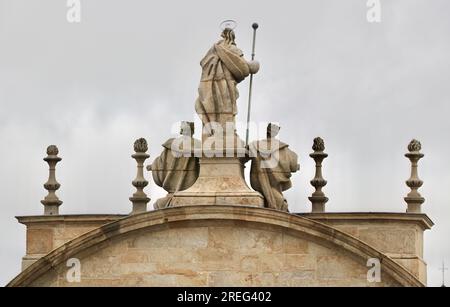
195;27;260;136
148;121;201;209
249;123;300;211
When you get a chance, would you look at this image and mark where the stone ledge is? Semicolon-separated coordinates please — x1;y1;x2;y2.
298;212;433;230
16;214;127;226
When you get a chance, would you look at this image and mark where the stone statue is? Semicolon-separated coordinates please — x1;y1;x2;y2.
195;28;260;135
148;121;201;209
249;123;299;211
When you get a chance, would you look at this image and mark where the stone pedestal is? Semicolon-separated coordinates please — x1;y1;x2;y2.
170;157;264;207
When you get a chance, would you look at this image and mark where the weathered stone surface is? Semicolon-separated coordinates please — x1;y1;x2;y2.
130;227;209;249
11;207;429;287
239;227;283;253
18;215;125;270
27;222;397;286
170;157;264;207
300;212;433;284
282;233;309;254
357;227;417;255
26;229;53;254
390;256;427;285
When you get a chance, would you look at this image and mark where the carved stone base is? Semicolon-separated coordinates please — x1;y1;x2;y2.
129;196;150;214
309;196;328;213
404;197;424;213
170;157;264;207
42;202;61;216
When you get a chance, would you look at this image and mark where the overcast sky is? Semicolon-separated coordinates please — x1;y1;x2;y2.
1;0;449;286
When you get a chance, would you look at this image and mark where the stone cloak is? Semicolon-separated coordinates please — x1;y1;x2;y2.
195;40;250;127
151;137;200;208
249;140;299;211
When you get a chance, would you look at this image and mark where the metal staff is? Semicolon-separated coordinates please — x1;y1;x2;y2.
245;22;259;148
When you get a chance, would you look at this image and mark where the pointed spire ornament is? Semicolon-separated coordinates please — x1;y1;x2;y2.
41;145;62;215
309;137;328;213
404;139;425;213
130;138;150;214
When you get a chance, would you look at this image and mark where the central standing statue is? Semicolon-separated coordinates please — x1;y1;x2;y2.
195;28;259;137
169;25;265;208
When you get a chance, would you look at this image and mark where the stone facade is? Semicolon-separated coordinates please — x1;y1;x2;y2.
9;206;430;287
18;215;125;270
301;212;432;284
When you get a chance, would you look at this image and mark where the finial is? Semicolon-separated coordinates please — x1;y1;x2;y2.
404;139;425;213
309;137;328;213
41;145;62;215
312;136;325;152
130;138;150;214
46;145;59;155
252;22;259;30
134;137;148;153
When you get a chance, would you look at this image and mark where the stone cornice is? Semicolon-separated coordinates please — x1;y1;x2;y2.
16;214;127;226
298;212;434;230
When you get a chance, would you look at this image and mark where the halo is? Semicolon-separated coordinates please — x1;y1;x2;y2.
220;20;237;30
